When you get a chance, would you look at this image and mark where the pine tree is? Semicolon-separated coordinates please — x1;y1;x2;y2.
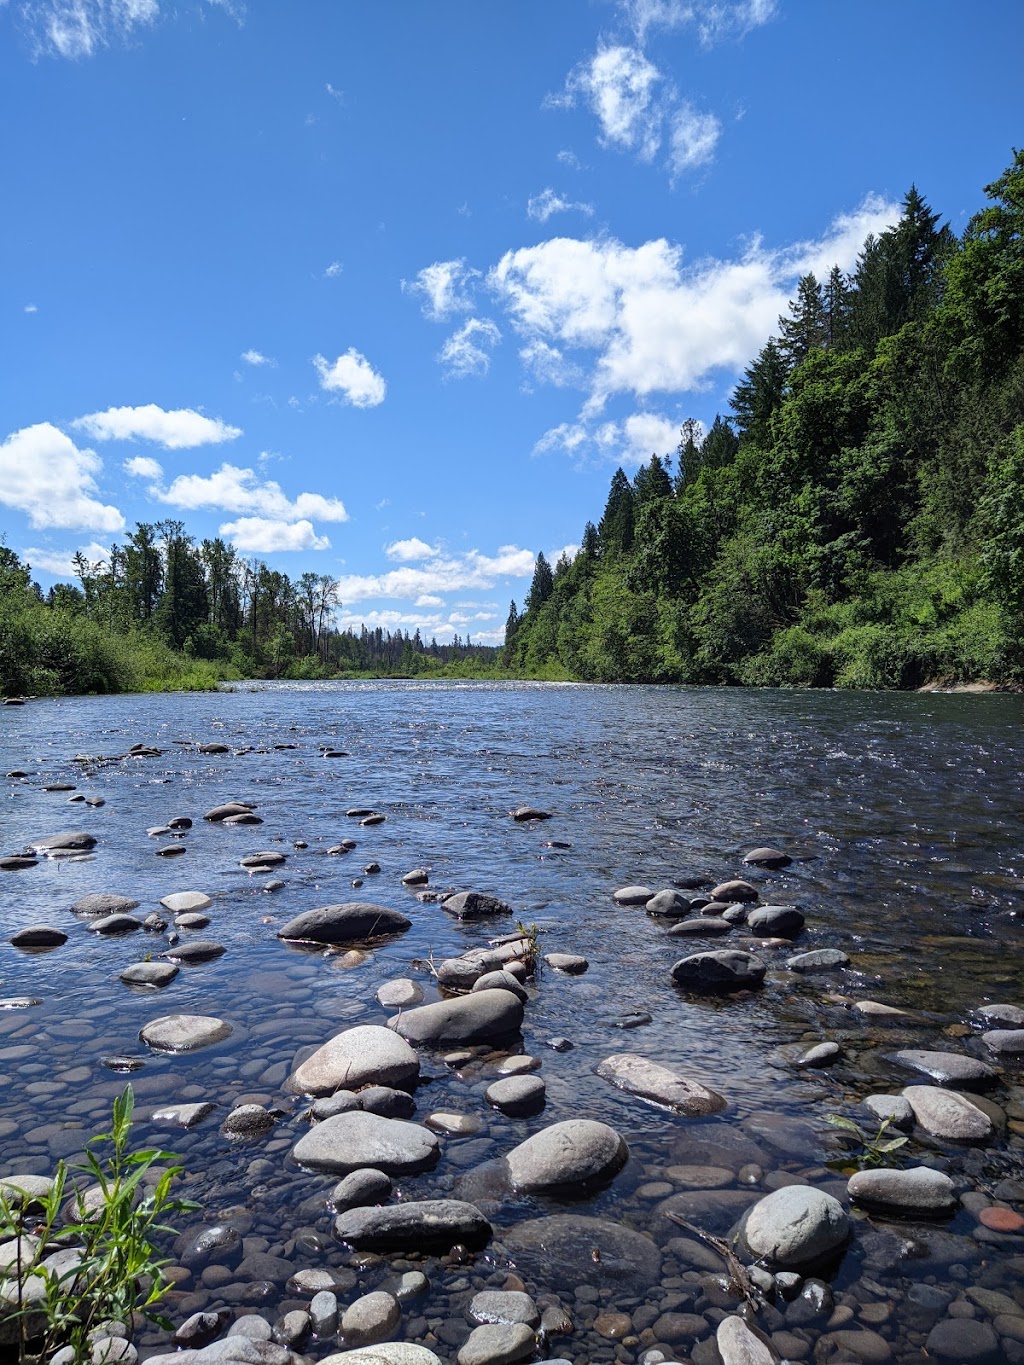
675;418;702;491
731;339;788;444
778;273;826;366
597;468;635;555
700;414;739;469
632;454;672;506
525;553;554;612
823;266;853;349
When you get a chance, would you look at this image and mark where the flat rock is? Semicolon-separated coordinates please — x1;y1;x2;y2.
902;1085;994;1141
862;1094;914;1130
924;1318;1000;1362
596;1053;726;1116
442;891;512;920
457;1323;534;1365
505;1118;627;1193
717;1315;781;1364
223;812;262;825
613;885;654;905
787;949;850;973
10;925;67;947
977;1003;1024;1027
71;893;139;917
468;1291;540;1329
504;1214;661;1292
388;989;523;1046
27;831;97;853
290;1024;420;1095
848;1166;957;1215
0;856;37;870
512;807;550;821
340;1292;400;1350
671;950;766;993
711;879;758;902
888;1048;997;1088
89;913;142;935
145;1343;295;1365
742;1185;850;1268
742;847;792;870
668;917;733;936
278;904;411;945
331;1168;393;1211
981;1028;1024;1054
292;1111;439;1175
333;1199;492;1251
543;952;588;974
150;1101;216;1129
240;850;286;868
746;905;804;938
204;803;255;821
140;1014;232;1052
485;1075;546;1116
162;940;225;964
320;1348;442;1363
160;891;213;913
120;962;179;988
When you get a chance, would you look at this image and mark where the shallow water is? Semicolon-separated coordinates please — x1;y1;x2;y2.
2;681;1023;1363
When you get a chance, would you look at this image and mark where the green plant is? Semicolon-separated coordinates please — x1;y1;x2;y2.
824;1112;909;1170
514;921;542;974
0;1085;198;1362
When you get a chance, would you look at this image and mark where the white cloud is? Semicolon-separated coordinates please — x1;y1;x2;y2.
415;594;444;608
240;348;274;366
325;81;343;101
438;318;501;379
527;188;595;223
519;339;579;388
150;461;349;522
402;259;477;320
313;349;386;407
0;423;124;532
335;545;537;605
337;606;504;646
73;403;241;448
24;0;160;59
21;541;112;577
668;103;721;174
123;455;164;479
219;518;330;552
386;537;439;562
538;410;681;467
569;45;663;160
490;195;899;408
24;303;38;313
622;0;776;44
324;260;343;278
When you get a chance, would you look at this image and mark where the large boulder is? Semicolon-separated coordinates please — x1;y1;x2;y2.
888;1049;997;1089
278;904;411;946
746;906;804;938
902;1086;993;1142
288;1025;419;1096
504;1119;627;1194
596;1053;726;1116
333;1199;492;1251
71;893;139;917
27;831;97;853
292;1111;439;1176
387;989;523;1046
848;1166;957;1216
671;950;766;993
741;1185;850;1268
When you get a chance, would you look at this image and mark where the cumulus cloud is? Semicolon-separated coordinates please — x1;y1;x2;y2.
240;348;274;366
337;606;504;646
0;423;124;532
438;318;501;379
385;537;439;562
74;403;241;448
21;541;112;577
527;188;595;223
148;461;348;523
335;545;537;605
537;410;682;467
402;259;478;320
219;517;330;553
519;339;580;388
123;455;164;480
313;349;387;407
415;594;444;608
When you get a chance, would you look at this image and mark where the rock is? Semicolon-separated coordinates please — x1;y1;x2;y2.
273;1311;309;1347
468;1291;540;1328
796;1041;841;1068
27;831;97;853
888;1049;998;1088
289;1025;420;1095
331;1169;393;1212
89;914;143;935
357;1086;415;1119
485;1076;546;1116
175;1310;231;1346
241;851;286;869
10;924;67;947
224;812;263;826
162;940;226;964
671;950;766;993
221;1104;276;1138
155;845;187;857
401;869;428;886
505;1119;628;1193
175;911;210;929
862;1094;914;1130
150;1102;216;1128
198;742;232;754
981;1028;1024;1054
472;970;528;1001
388;989;524;1046
203;803;255;821
426;1112;483;1136
668;917;733;936
504;1214;661;1292
442;891;512;920
742;848;791;870
320;1348;442;1364
711;879;758;902
596;1053;726;1116
140;1014;232;1052
0;856;37;870
746;905;804;938
848;1166;957;1216
177;1223;244;1270
786;949;850;972
72;893;139;917
278;904;411;945
292;1111;439;1175
457;1323;534;1365
543;953;588;974
645;889;691;917
145;1343;294;1365
120;962;179;988
512;807;550;821
903;1085;994;1141
161;891;213;913
376;980;423;1009
313;1093;361;1119
741;1185;850;1268
924;1318;1000;1361
310;1290;338;1337
977;1003;1024;1027
437;958;489;991
716;1316;781;1364
333;1200;492;1251
613;885;655;905
341;1292;400;1349
228;1318;273;1342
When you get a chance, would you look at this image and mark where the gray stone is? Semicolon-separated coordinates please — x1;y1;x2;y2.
468;1291;540;1328
388;989;524;1046
889;1049;998;1088
10;924;67;947
977;1003;1024;1027
711;879;758;902
278;904;411;945
596;1053;726;1116
645;889;691;917
150;1101;216;1128
786;949;850;973
716;1316;780;1364
376;979;423;1009
457;1323;534;1365
320;1348;442;1364
863;1094;914;1130
512;806;551;821
742;847;791;869
340;1292;400;1349
161;939;225;964
924;1318;1000;1361
292;1111;439;1175
442;891;512;920
120;962;179;988
981;1029;1024;1054
175;1310;231;1347
240;850;286;868
543;953;588;974
27;831;97;852
331;1168;392;1211
796;1041;841;1069
671;950;766;993
742;1185;850;1268
228;1317;273;1342
485;1075;546;1115
903;1086;994;1142
848;1166;957;1215
504;1214;661;1292
312;1092;361;1119
473;970;528;1001
289;1024;420;1095
668;917;733;936
746;905;804;938
437;957;488;991
175;912;211;929
89;914;143;935
505;1118;627;1193
203;802;256;821
613;885;655;905
310;1290;338;1337
273;1311;309;1347
140;1014;231;1052
334;1199;492;1251
401;869;429;886
160;891;213;913
358;1086;415;1119
221;1104;276;1137
145;1343;295;1365
72;893;139;917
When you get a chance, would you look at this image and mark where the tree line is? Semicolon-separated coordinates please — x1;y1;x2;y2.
505;152;1024;689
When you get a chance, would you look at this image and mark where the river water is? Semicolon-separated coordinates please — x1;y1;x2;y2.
1;681;1023;1364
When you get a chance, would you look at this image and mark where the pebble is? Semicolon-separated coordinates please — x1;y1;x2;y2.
485;1075;546;1116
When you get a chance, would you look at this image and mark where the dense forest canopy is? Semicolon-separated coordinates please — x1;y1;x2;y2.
505;151;1024;689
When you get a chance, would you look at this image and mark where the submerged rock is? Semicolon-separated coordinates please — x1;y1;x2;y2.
140;1014;232;1052
902;1085;994;1141
334;1199;492;1251
848;1166;957;1216
278;904;411;945
504;1214;661;1292
596;1053;726;1116
292;1111;439;1175
888;1048;998;1088
388;989;523;1046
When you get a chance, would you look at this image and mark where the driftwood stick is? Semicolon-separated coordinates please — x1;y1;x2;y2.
665;1211;760;1313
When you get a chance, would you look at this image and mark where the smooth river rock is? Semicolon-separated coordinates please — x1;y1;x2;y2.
902;1085;994;1141
742;1185;850;1268
786;948;850;973
340;1292;401;1350
717;1315;781;1364
72;893;139;917
89;913;142;935
388;989;524;1046
671;950;766;993
505;1119;628;1193
442;891;512;920
596;1053;727;1115
289;1025;420;1095
320;1348;442;1364
27;831;97;853
292;1111;439;1175
485;1075;546;1116
981;1028;1024;1054
457;1324;534;1365
888;1048;998;1088
504;1214;661;1292
375;979;423;1009
746;905;805;938
333;1199;492;1251
10;925;68;947
120;961;179;988
140;1014;232;1052
160;891;213;914
848;1165;957;1216
613;885;655;905
278;904;411;945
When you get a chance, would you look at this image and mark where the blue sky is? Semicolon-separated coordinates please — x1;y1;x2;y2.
2;0;1022;644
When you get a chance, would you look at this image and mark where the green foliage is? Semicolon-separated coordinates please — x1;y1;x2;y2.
824;1113;909;1170
0;1086;198;1361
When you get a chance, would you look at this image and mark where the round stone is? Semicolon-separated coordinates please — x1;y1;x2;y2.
485;1075;546;1116
505;1119;628;1193
139;1014;232;1052
292;1111;439;1175
289;1024;420;1095
743;1185;850;1268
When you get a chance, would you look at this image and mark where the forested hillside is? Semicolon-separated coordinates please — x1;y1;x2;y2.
506;152;1024;689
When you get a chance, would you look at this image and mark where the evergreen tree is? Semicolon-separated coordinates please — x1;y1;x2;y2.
525;552;554;612
597;468;635;556
731;339;788;444
823;266;854;349
675;418;702;491
632;454;672;506
778;273;826;366
700;415;739;469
